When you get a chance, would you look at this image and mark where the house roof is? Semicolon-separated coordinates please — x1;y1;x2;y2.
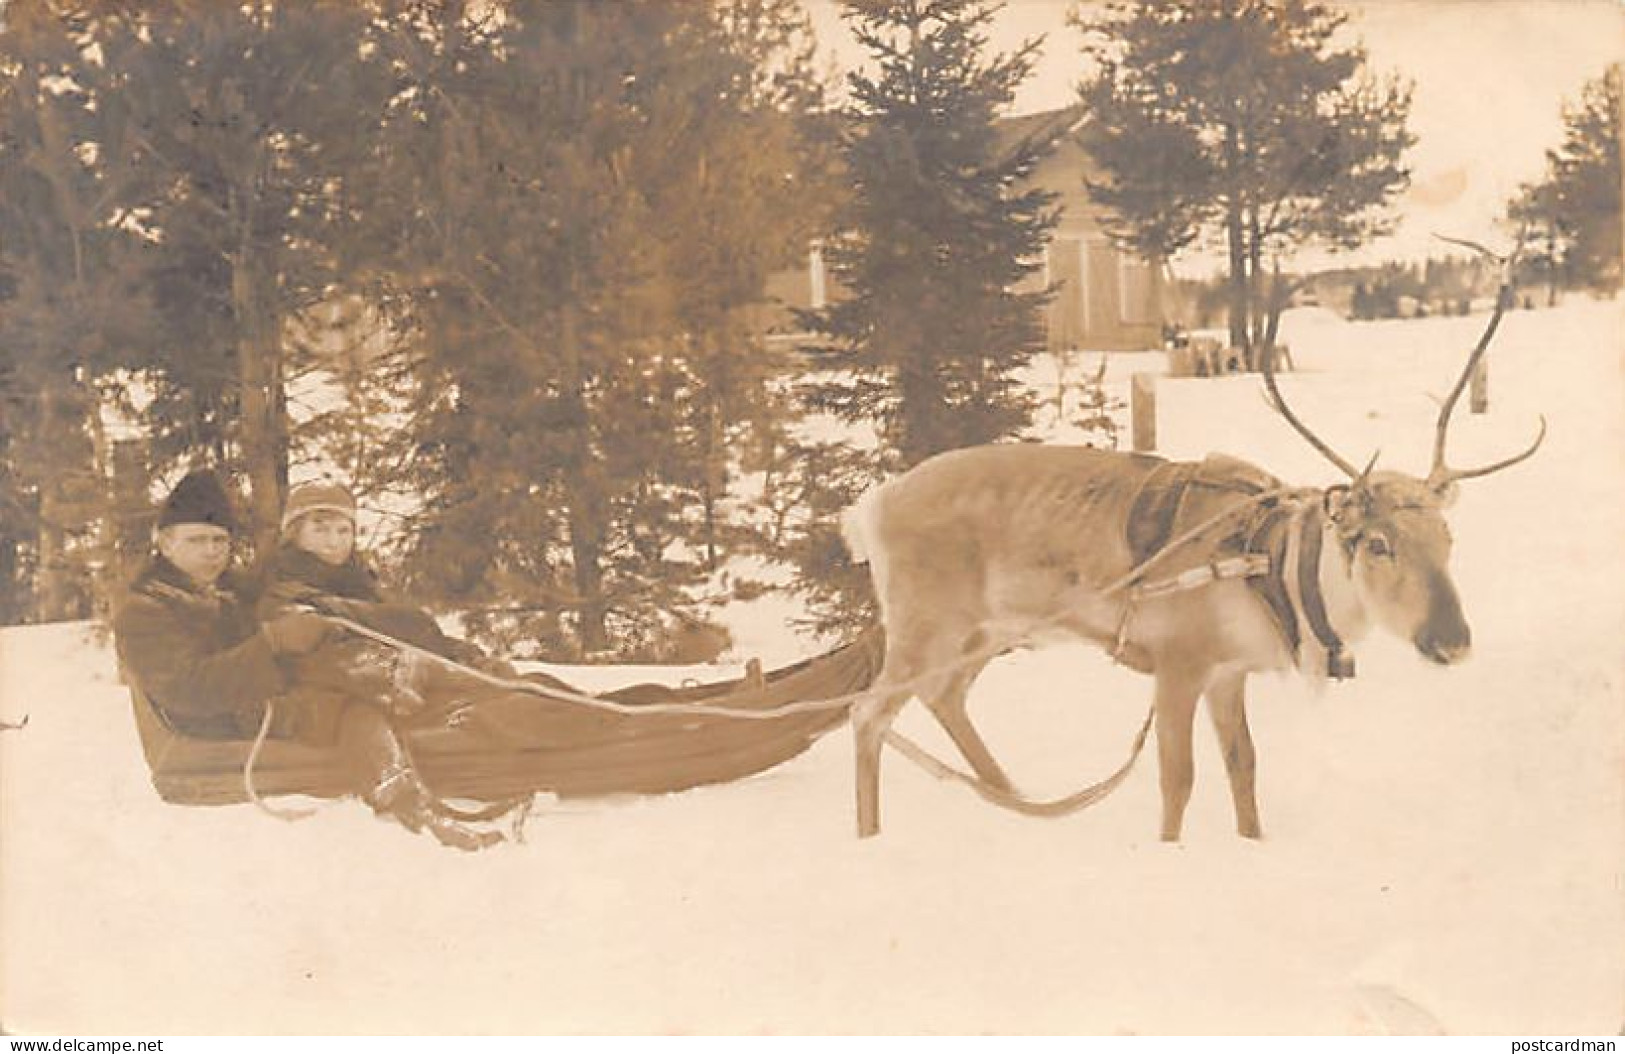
994;103;1088;161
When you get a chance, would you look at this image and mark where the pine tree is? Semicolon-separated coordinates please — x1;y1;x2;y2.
0;5;165;621
654;0;839;574
1510;64;1622;293
783;0;1056;635
366;0;833;657
802;0;1058;470
83;1;392;555
1076;0;1414;363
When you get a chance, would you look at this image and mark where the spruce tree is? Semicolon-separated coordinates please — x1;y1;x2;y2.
803;0;1057;470
86;1;391;554
367;0;833;657
1510;64;1622;293
0;4;165;620
785;0;1056;636
1076;0;1414;362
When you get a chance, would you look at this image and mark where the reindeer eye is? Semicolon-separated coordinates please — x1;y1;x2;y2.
1365;535;1393;559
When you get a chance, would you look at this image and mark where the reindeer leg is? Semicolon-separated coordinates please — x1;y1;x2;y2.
1207;671;1261;839
1154;666;1204;842
922;652;1012;792
855;620;983;839
854;686;911;839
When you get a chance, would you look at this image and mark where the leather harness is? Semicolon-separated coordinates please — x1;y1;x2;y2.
1124;456;1354;679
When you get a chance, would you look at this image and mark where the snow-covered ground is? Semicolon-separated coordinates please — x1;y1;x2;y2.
2;299;1620;1035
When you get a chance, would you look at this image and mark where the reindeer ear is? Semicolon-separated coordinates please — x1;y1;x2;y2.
1323;484;1360;524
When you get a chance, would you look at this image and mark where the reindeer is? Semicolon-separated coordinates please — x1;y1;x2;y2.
841;287;1544;841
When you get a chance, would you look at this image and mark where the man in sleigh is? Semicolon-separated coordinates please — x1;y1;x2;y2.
113;473;876;851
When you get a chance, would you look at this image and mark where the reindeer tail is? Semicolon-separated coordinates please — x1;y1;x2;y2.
841;488;880;566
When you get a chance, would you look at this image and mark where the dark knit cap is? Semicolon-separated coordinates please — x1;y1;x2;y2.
158;470;238;532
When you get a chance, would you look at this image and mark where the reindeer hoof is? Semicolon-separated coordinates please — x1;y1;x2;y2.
426;816;504;852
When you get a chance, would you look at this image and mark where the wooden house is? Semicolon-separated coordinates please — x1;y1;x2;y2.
764;105;1165;353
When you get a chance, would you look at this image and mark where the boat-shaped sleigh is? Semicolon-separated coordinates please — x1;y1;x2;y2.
129;627;884;809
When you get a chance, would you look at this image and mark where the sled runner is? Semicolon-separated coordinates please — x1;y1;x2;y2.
129;628;884;807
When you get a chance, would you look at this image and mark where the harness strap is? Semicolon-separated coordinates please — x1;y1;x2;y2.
882;704;1155;819
1244;500;1301;658
1130;553;1272;600
1294;507;1355;679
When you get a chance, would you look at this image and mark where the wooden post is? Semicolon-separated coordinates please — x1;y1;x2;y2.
1132;372;1157;452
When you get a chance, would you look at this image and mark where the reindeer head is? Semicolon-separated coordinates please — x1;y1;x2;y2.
1262;278;1544;667
1326;471;1467;664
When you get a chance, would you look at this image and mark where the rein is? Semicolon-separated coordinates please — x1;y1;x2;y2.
878;482;1363;819
243;701;318;822
240;484;1324;826
868;486;1309;819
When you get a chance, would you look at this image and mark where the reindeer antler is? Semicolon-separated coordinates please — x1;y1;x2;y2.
1260;334;1361;479
1437;415;1548;484
1427;230;1547;489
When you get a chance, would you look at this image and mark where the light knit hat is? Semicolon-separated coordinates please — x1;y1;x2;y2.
280;481;357;533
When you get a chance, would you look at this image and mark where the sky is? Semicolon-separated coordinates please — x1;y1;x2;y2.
804;0;1624;270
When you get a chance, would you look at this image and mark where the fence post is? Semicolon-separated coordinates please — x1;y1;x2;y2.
1132;372;1157;452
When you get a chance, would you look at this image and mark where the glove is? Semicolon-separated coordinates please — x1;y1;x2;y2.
261;611;331;656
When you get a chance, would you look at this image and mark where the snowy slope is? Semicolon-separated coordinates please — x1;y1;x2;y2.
1;300;1620;1035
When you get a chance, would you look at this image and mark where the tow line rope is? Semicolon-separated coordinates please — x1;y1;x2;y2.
882;706;1155;818
244;702;317;822
330;486;1294;722
244;485;1297;823
243;698;533;829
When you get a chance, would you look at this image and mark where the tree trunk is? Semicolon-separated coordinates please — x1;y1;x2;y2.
565;476;609;655
86;398;117;620
1246;207;1266;366
33;384;74;622
0;532;17;626
1546;226;1559;307
700;330;727;573
1223;123;1250;355
702;404;723;573
1225;201;1250;356
897;358;946;468
557;307;610;654
1262;262;1293;353
110;437;150;605
232;234;286;561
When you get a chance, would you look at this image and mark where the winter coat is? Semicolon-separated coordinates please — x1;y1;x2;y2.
244;546;870;803
112;556;290;740
258;544;489;668
249;543;507;732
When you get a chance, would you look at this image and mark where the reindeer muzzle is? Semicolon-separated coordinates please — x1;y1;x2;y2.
1417;625;1471;666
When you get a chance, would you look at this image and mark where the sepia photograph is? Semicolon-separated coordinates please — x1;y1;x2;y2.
0;0;1620;1037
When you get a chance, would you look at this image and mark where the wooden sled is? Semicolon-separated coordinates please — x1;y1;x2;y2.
130;628;884;808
